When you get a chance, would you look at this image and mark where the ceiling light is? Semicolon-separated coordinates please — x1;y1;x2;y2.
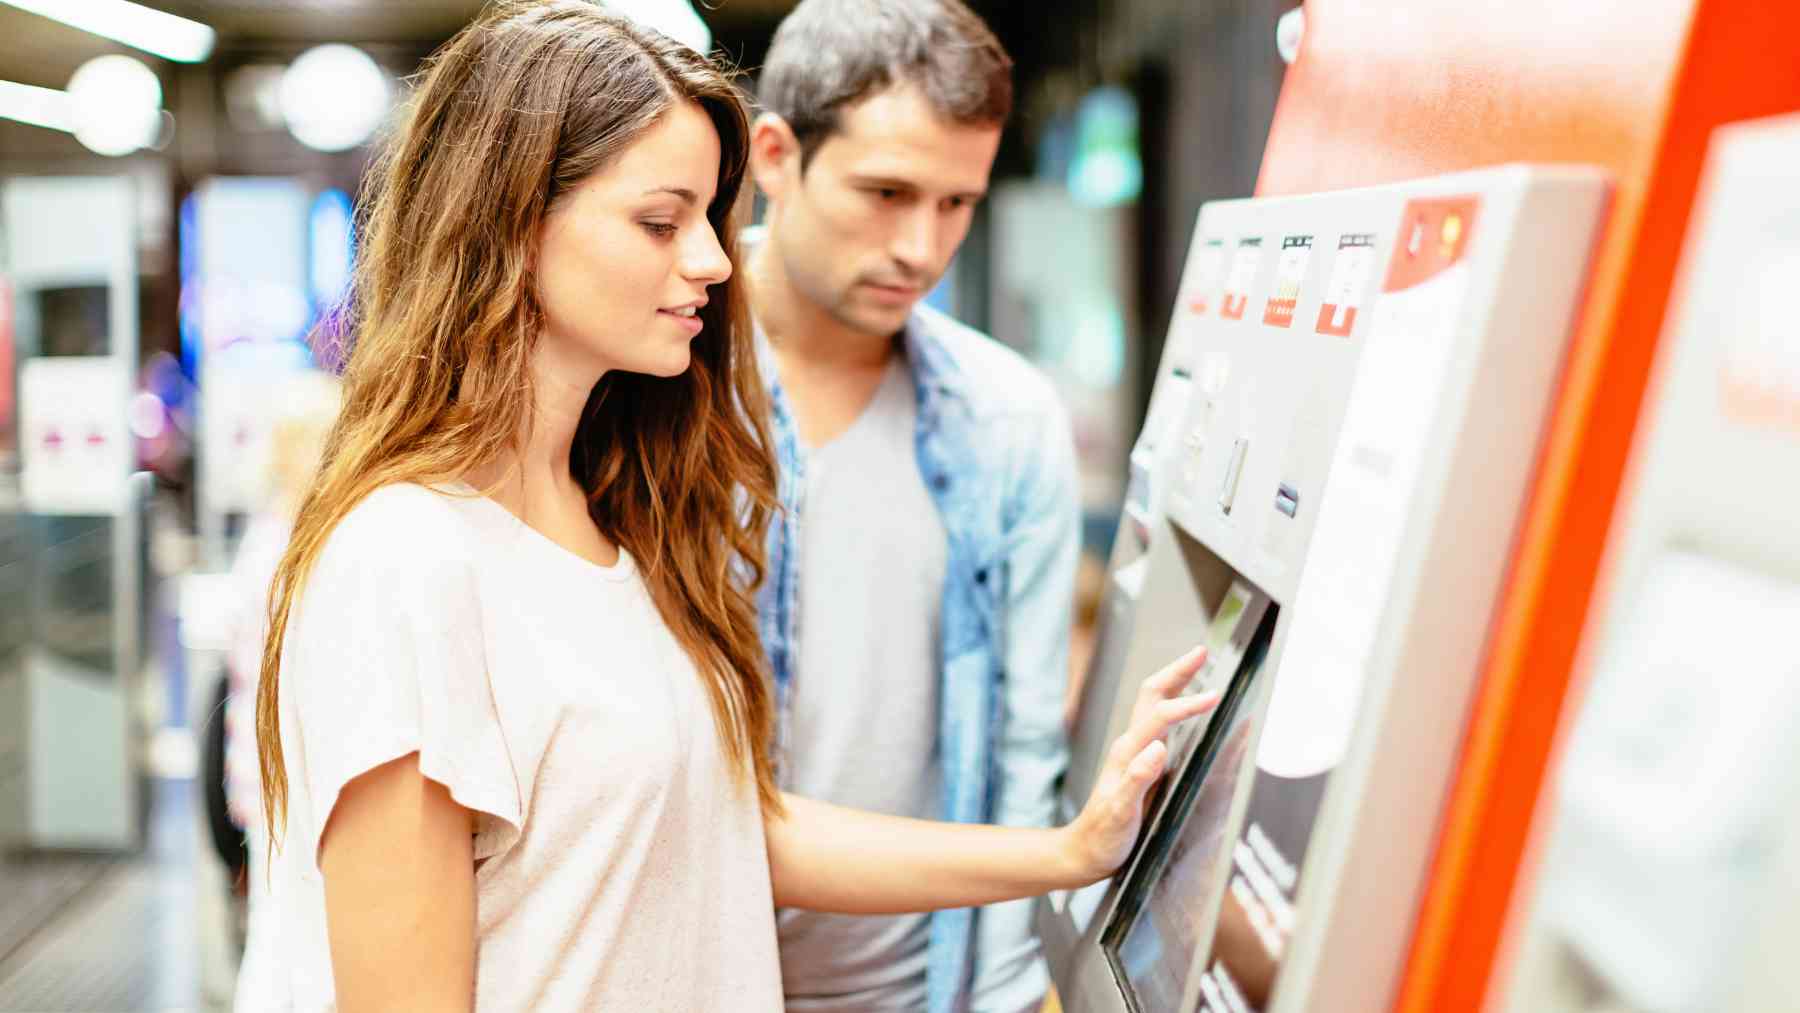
0;79;72;132
607;0;711;53
1;0;215;63
280;44;391;153
67;54;163;156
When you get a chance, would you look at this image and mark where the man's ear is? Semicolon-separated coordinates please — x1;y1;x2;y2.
749;112;803;204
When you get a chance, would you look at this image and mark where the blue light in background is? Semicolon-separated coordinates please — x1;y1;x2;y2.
1068;86;1142;208
177;192;201;381
308;188;354;312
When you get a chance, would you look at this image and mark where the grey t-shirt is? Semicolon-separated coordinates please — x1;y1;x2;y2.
777;354;947;1011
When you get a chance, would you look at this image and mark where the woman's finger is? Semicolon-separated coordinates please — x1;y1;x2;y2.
1128;739;1167;786
1113;741;1168;833
1138;645;1208;705
1111;690;1221;774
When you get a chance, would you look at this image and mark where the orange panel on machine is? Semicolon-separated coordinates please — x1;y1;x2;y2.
1250;2;1800;1011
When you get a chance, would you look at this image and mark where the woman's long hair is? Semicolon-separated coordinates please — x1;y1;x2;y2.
256;0;781;845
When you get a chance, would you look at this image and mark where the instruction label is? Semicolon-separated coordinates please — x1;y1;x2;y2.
1315;233;1377;336
1221;238;1264;321
1262;235;1314;328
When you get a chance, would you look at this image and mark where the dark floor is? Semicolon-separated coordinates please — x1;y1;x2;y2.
0;778;201;1011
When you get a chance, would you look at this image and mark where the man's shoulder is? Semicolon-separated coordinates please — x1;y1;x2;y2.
908;304;1063;423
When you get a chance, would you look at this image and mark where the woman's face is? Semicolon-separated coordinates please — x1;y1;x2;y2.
534;100;732;382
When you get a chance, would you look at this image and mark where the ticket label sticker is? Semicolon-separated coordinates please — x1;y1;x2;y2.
1186;239;1228;316
1221;238;1264;321
1315;233;1377;336
1262;235;1314;328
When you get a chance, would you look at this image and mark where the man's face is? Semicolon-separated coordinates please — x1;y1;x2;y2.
760;82;1003;338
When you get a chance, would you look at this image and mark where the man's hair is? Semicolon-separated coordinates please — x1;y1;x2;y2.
758;0;1013;167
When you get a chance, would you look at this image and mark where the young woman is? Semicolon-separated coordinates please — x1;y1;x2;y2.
250;3;1216;1009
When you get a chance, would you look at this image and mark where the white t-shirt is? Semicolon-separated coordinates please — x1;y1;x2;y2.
250;483;783;1011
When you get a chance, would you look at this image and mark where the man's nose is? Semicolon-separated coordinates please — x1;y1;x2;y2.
889;208;939;277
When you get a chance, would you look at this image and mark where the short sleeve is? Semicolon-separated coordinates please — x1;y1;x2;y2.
282;487;521;872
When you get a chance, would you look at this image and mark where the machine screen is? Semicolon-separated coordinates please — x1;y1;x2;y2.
1102;602;1278;1013
1166;581;1268;773
31;285;111;357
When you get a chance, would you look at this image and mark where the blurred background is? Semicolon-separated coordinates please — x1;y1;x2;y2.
0;0;1290;1007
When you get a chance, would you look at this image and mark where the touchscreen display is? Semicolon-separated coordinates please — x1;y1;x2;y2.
1103;601;1277;1012
1166;581;1269;774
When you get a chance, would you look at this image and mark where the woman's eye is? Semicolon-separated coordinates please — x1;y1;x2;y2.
642;221;677;237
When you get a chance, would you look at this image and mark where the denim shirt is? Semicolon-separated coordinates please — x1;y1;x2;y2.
755;299;1080;1012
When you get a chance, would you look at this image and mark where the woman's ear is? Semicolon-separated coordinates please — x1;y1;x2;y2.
748;113;802;206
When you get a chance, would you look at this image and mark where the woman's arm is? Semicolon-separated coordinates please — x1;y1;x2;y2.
767;646;1215;913
320;752;478;1012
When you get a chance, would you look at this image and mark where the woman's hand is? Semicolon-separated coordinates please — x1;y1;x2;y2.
1060;645;1219;881
763;645;1220;915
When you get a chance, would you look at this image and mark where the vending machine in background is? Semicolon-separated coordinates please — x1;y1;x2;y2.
1471;113;1800;1013
0;176;150;851
1042;165;1609;1013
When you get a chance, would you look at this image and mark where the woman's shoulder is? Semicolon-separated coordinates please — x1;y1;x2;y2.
310;483;482;597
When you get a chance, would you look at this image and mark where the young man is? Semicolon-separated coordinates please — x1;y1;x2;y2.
745;2;1081;1010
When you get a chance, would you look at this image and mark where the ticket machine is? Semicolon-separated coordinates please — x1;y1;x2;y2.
1486;113;1800;1013
1043;164;1609;1013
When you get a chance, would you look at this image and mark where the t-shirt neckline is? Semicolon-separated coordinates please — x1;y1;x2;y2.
436;480;637;582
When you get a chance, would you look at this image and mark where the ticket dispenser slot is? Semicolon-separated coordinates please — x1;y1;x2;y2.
1044;164;1608;1013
